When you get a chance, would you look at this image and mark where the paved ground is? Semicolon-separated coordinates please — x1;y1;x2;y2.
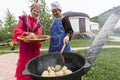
0;36;120;80
0;53;17;80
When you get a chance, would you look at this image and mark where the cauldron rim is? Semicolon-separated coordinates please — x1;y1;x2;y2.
23;52;90;78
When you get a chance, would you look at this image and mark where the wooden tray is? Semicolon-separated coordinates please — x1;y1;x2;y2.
17;35;50;43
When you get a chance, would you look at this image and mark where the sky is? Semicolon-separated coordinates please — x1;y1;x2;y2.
0;0;120;21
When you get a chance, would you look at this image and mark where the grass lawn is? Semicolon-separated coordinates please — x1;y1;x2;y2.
1;38;120;49
74;48;120;80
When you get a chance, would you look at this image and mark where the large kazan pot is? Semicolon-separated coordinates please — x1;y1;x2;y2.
23;52;90;80
23;11;120;80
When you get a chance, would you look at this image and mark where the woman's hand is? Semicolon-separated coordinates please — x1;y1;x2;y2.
24;32;31;36
63;35;69;44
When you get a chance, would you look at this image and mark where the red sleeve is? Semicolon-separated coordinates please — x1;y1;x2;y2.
12;19;25;42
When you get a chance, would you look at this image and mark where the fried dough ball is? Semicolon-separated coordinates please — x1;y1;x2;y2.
29;33;36;39
55;70;64;76
55;65;62;71
41;65;72;77
41;70;49;77
25;33;37;39
61;66;67;71
64;69;72;75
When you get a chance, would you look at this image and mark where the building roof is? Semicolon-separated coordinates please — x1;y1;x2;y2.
63;11;90;18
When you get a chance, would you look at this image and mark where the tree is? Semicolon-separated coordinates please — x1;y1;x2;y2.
90;16;99;23
0;19;3;27
0;9;17;42
0;19;4;42
39;0;53;35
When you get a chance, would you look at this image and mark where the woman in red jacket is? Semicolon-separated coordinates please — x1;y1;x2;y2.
12;2;42;80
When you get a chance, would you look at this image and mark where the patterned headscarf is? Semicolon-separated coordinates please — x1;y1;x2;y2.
30;0;40;11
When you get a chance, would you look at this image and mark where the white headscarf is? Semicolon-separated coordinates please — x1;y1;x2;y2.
51;1;62;11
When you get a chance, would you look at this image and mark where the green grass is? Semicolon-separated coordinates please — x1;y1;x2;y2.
73;48;120;80
70;39;120;47
70;39;93;47
41;40;50;48
110;33;120;36
106;40;120;45
0;38;120;51
0;45;11;50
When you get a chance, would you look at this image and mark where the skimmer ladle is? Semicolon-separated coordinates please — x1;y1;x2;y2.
49;43;66;72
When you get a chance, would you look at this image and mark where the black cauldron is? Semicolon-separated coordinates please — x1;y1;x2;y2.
23;11;120;80
23;52;90;80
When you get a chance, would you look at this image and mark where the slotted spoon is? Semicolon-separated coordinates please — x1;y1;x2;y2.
49;43;66;72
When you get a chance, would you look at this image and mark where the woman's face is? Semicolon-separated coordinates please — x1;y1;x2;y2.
52;9;61;18
31;8;40;18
